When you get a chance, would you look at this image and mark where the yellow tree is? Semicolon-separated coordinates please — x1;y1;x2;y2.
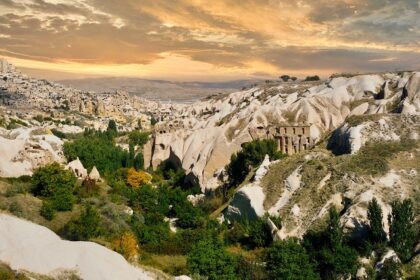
112;231;139;262
127;168;152;188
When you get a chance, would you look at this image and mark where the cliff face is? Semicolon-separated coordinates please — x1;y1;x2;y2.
145;72;420;190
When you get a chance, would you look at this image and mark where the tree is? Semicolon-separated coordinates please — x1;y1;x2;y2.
388;199;416;262
265;238;320;280
107;119;117;133
63;131;132;174
367;198;386;245
303;207;359;279
63;204;101;241
127;168;152;188
280;75;290;82
128;131;149;147
226;139;284;186
112;232;139;262
32;163;76;211
304;75;320;81
187;238;239;280
248;217;273;248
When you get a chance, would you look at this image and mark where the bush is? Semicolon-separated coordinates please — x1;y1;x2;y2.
187;238;239;280
40;200;55;220
8;201;23;217
62;204;101;241
265;238;320;280
32;163;76;211
367;198;386;245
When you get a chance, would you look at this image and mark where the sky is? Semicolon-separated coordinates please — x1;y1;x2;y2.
0;0;419;81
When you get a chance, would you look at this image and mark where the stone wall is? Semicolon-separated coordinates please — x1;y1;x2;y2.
249;124;313;155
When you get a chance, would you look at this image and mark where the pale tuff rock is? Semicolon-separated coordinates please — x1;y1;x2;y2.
146;72;420;187
329;115;419;154
0;214;154;280
88;166;101;181
65;157;88;179
268;165;302;216
375;250;400;272
225;157;276;221
0;127;65;177
187;194;205;206
379;169;400;188
253;155;271;181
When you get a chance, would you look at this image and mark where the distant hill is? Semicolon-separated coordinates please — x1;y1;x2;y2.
59;77;261;103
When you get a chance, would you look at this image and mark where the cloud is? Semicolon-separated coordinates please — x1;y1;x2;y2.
0;0;419;80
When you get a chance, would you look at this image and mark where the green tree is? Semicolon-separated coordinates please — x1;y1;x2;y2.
32;163;76;211
107;119;117;133
63;204;101;241
265;238;320;280
187;238;239;280
226;139;284;186
303;207;359;279
63;131;132;174
367;198;386;245
388;199;416;262
128;131;149;147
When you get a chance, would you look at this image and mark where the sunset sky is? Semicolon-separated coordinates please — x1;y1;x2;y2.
0;0;419;81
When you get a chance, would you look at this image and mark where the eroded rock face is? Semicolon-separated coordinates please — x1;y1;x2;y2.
146;72;420;189
0;127;65;177
328;114;419;155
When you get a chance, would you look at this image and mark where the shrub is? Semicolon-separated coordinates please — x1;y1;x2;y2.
8;201;23;217
62;204;101;241
265;238;320;280
112;232;139;262
187;238;239;280
40;200;55;220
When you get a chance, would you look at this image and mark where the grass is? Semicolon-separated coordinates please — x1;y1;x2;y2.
337;139;418;176
345;114;384;126
139;253;187;277
261;155;304;209
225;117;248;142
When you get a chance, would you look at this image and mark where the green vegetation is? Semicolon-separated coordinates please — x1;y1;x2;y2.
32;163;77;212
62;203;101;241
303;207;359;279
63;129;133;174
226;139;284;186
187;238;239;280
389;199;417;263
367;198;386;246
0;262;29;280
304;75;320;81
339;139;417;176
265;238;320;280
